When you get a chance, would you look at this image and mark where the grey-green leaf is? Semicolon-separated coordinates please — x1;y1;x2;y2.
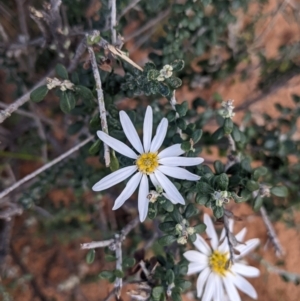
55;63;69;79
30;85;49;102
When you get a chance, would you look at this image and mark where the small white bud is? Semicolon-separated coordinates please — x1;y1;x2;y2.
177;236;187;245
187;227;195;235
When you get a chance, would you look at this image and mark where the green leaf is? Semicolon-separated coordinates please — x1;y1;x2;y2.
196;182;214;195
223;118;233;134
253;195;263;211
157;82;170;96
171;291;181;301
55;63;68;79
177;118;187;130
178;264;188;275
214;160;225;174
212;127;224;140
191;129;203;144
160;199;174;212
89;114;101;129
184;203;198;219
105;254;116;262
166;110;177;122
60;91;76;113
181;141;191;152
194;223;206;233
76;85;94;100
110;151;119;172
152;286;164;300
99;270;115;282
158;235;177;246
246;180;259;192
147;69;160;81
167;77;182;89
171;207;183;223
171;59;184;71
30;85;48;102
175;279;191;291
148;203;157;219
114;269;124;278
195;194;209;205
89;140;102;155
232;125;241;142
189;233;196;242
175;101;188;117
166;269;175;284
271;186;288;197
122;258;136;268
158;221;177;233
231;192;245;203
213;206;224;219
71;72;79;84
86;249;95;264
253;167;268;180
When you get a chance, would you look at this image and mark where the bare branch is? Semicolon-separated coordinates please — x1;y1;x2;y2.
87;42;110;167
223;213;235;264
0;102;55;126
114;234;122;298
0;21;9;42
110;0;117;45
80;239;114;250
260;205;285;257
0;71;54;123
0;136;94;201
118;0;141;20
124;9;170;42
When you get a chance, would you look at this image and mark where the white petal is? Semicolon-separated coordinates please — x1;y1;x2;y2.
236;227;247;242
158;144;185;158
154;170;185;204
112;172;142;210
204;214;218;250
159;157;204;167
92;166;137;191
223;276;241;301
231;274;258;299
143;106;153;152
138;174;149;222
196;267;211;298
158;166;200;181
183;250;208;264
150;118;168;152
97;131;138;159
120;111;144;154
213;275;223;301
149;173;159;188
194;234;211;256
231;263;260;278
202;272;215;301
187;262;207;275
235;238;260;260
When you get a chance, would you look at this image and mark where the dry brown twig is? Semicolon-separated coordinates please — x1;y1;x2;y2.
0;136;94;202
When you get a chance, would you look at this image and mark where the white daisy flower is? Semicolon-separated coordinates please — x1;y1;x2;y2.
184;214;260;301
92;106;204;222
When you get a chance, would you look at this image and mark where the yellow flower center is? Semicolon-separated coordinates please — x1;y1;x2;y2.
136;152;159;174
209;250;229;276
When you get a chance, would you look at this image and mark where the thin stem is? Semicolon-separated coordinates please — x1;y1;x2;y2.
223;214;235;264
0;71;54;123
110;0;117;45
118;0;141;20
114;234;122;298
87;44;110;167
0;136;93;202
260;205;285;257
80;239;114;249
